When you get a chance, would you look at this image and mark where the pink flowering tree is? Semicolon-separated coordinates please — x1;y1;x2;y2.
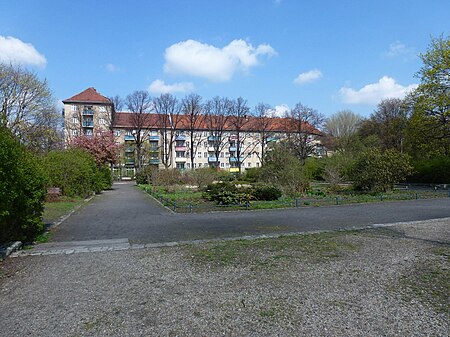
70;130;119;166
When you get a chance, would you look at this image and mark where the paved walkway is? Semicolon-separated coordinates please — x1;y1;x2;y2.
42;182;450;249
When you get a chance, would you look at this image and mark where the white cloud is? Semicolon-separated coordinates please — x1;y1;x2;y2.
105;63;119;72
386;41;415;58
0;35;46;67
293;69;323;85
271;104;290;117
164;39;277;82
339;76;418;105
148;79;195;94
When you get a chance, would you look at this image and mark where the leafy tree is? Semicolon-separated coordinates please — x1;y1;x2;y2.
0;63;61;154
254;102;275;166
181;94;204;170
350;148;413;192
406;35;450;157
0;127;46;242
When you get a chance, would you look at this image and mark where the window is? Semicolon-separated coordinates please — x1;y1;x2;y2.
114;130;121;137
85;129;93;136
71;105;77;111
220;152;224;158
225;163;229;167
99;118;107;125
70;129;78;136
176;151;185;158
197;152;201;158
248;162;251;167
256;162;260;167
185;141;190;147
186;163;190;169
176;163;185;170
220;163;224;168
71;117;79;123
203;142;207;148
204;152;207;158
99;106;106;112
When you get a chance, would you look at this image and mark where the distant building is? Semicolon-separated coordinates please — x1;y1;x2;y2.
62;88;323;177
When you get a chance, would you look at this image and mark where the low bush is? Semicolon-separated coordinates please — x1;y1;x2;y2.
253;185;282;201
0;127;46;242
203;182;253;205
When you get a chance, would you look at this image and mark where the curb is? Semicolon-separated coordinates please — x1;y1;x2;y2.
0;241;22;261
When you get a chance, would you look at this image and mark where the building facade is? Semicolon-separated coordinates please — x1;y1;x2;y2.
63;88;323;175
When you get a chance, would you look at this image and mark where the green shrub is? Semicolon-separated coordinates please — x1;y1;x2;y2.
0;127;46;243
44;149;99;198
409;157;450;183
203;182;237;201
94;165;113;192
186;167;218;189
350;148;413;192
253;186;282;201
203;181;253;205
241;167;261;182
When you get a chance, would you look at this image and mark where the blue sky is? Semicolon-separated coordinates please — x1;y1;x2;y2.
1;0;449;117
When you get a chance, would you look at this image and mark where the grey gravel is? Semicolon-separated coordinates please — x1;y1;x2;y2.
0;219;448;336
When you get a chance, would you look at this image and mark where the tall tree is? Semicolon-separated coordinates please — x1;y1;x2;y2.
153;93;181;169
125;90;153;171
0;63;61;152
253;103;275;166
181;94;204;170
229;97;253;173
324;110;361;152
285;102;324;161
204;97;231;168
407;35;450;156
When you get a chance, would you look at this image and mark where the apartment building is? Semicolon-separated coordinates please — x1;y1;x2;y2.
63;88;323;175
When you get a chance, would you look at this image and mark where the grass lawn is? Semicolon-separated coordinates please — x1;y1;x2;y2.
140;183;449;213
43;197;85;224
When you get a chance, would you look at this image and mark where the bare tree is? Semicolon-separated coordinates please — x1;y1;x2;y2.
125;90;153;171
324;109;361;152
229;97;255;173
254;102;275;166
108;95;124;111
285;102;324;161
181;94;204;169
204;97;231;168
153;94;181;169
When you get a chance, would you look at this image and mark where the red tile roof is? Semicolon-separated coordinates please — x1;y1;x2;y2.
63;87;112;104
113;112;322;135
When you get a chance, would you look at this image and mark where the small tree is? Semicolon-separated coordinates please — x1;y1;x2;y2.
0;127;46;242
350;148;413;192
260;142;311;196
70;130;119;166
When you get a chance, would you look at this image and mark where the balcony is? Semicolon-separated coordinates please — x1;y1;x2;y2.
175;157;187;162
83;109;94;115
149;147;159;153
124;135;134;141
175;135;186;141
125;159;135;165
229;157;244;163
175;146;186;151
229;146;237;152
82;121;94;127
208;157;218;162
229;135;238;141
125;147;134;153
148;135;159;141
207;135;220;141
267;137;277;142
208;146;215;152
149;158;160;165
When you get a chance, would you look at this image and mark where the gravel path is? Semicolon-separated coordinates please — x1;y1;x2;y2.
1;218;449;336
